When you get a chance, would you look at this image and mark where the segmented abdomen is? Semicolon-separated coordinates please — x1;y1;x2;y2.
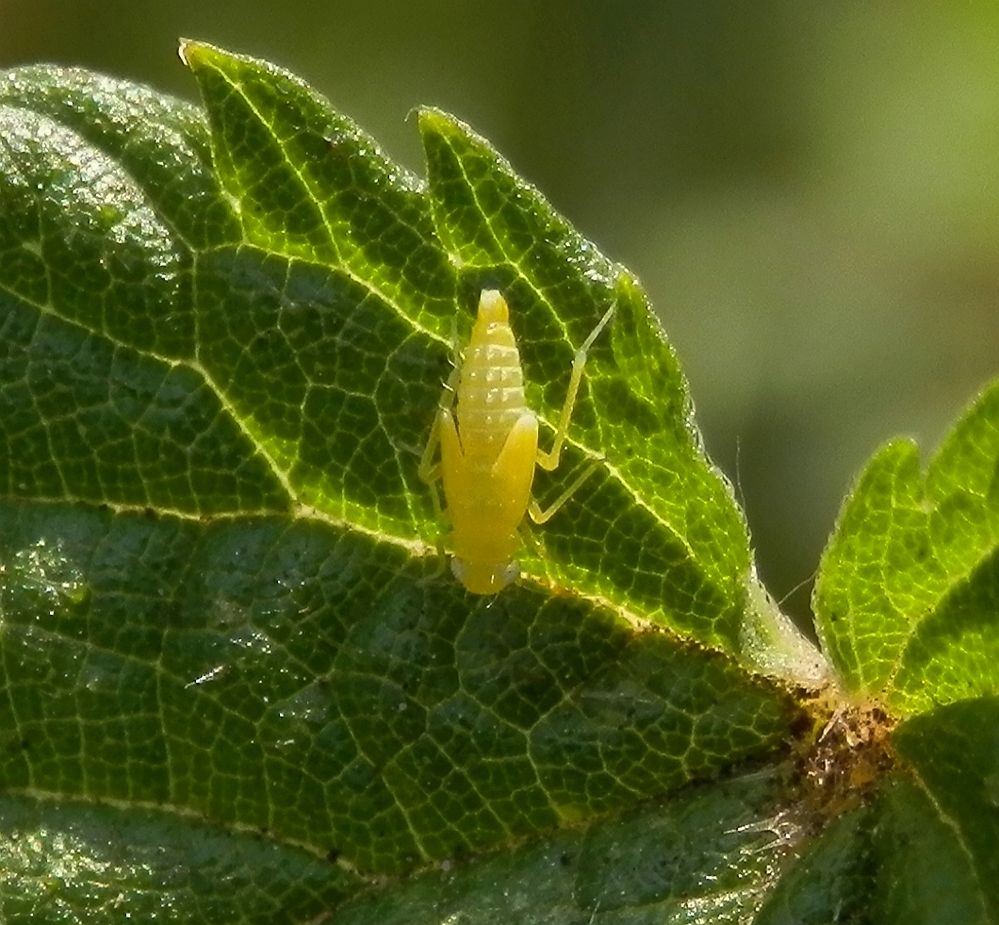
455;325;528;460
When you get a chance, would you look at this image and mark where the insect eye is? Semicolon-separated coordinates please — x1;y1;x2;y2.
501;561;520;587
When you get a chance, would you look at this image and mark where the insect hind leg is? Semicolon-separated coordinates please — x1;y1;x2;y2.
536;301;616;472
528;458;601;525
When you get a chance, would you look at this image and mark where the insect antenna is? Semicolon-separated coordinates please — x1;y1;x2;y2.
777;568;819;609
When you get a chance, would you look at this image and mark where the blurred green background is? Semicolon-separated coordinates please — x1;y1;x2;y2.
4;2;998;626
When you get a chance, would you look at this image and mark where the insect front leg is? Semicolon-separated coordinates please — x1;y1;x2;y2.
418;408;444;488
418;407;462;580
416;409;447;575
419;348;462;575
535;302;616;472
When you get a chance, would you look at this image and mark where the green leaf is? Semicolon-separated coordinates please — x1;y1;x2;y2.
813;379;999;712
0;42;821;922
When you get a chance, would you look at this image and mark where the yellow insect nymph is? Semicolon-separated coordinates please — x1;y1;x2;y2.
419;289;614;594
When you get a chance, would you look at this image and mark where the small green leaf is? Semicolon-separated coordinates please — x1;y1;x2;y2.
813;379;999;712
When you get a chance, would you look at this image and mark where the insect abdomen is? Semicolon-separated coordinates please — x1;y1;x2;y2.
453;289;531;460
456;334;528;458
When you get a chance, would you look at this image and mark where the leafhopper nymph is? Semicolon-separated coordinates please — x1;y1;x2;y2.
419;290;614;594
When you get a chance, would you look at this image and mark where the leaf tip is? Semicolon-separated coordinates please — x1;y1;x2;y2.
613;271;658;329
614;270;643;304
416;106;452;137
177;38;195;68
176;39;217;73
